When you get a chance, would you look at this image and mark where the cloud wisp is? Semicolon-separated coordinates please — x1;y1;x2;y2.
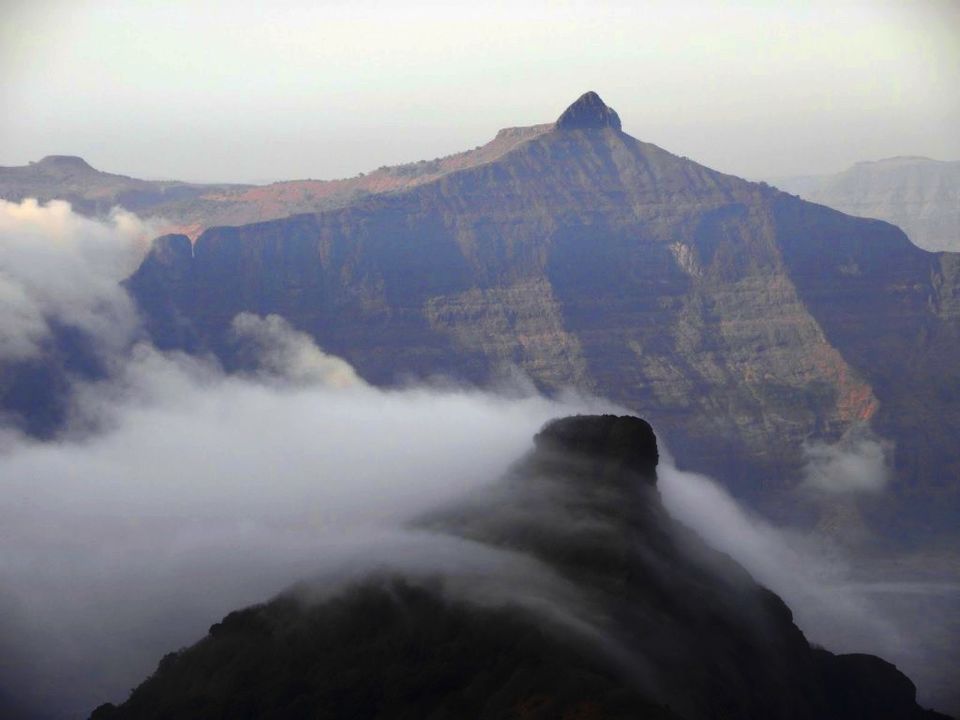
800;431;890;495
658;458;959;713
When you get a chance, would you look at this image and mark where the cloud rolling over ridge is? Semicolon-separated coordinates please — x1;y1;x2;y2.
0;200;955;718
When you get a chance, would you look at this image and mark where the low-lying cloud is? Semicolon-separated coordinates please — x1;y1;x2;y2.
230;312;362;388
0;200;955;718
0;336;612;718
0;199;156;363
800;431;890;494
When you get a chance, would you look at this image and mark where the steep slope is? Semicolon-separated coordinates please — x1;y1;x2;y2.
770;157;960;252
89;416;948;720
0;125;550;238
128;92;960;538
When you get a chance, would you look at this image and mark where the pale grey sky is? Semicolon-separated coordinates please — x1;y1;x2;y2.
2;0;958;183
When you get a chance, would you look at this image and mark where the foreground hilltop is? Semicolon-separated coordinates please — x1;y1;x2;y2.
127;92;960;540
89;415;949;720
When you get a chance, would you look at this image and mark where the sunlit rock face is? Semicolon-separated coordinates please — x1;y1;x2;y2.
121;92;960;538
89;416;948;720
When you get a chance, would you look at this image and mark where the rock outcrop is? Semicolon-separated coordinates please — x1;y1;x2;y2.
30;155;96;175
555;90;623;130
533;414;659;481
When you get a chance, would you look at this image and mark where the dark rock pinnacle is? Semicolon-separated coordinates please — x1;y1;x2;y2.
555;91;623;131
534;414;659;482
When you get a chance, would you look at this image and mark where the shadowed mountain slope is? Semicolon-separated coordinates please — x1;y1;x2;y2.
89;416;950;720
128;92;960;539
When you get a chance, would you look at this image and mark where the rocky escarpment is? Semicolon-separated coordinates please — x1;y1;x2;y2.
89;416;949;720
125;92;960;539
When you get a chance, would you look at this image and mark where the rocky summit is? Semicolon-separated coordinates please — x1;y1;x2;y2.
554;90;623;130
89;416;948;720
534;414;659;481
125;93;960;541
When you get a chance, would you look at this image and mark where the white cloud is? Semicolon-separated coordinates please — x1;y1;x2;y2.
0;335;613;717
658;461;897;651
801;433;890;494
231;312;362;388
0;198;156;362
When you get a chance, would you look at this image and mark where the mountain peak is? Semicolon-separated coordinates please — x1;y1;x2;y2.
534;414;658;483
34;155;95;173
555;91;622;131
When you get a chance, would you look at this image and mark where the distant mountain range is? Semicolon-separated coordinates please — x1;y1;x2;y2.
0;154;246;236
5;135;956;257
88;415;950;720
0;125;550;239
769;157;960;252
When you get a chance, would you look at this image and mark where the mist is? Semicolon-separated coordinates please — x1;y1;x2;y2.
800;430;890;495
659;460;959;713
0;336;618;717
0;201;956;717
0;199;155;363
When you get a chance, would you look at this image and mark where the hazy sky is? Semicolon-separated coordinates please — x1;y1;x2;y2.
2;0;958;183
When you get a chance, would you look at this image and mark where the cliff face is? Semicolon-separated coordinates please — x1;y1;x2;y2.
128;93;960;536
89;415;948;720
770;157;960;252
